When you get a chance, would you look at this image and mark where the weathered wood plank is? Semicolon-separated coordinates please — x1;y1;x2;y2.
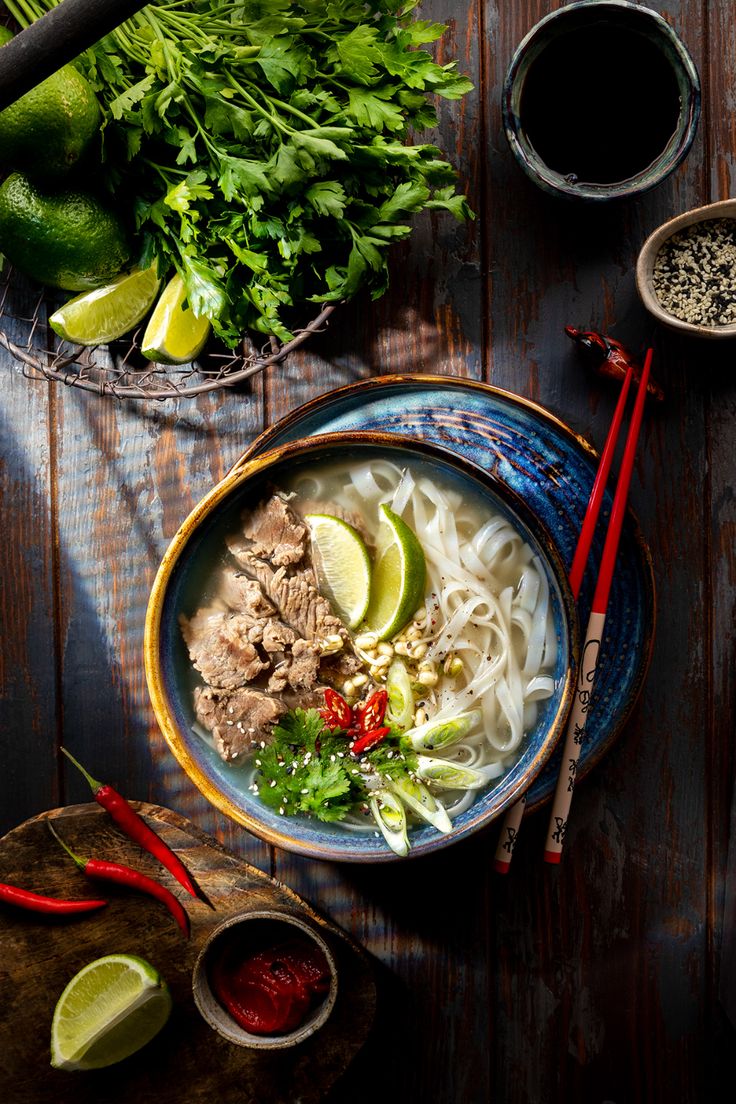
482;2;712;1102
0;278;59;834
701;0;736;1070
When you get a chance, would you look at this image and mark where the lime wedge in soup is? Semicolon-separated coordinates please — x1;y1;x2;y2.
49;266;161;346
51;954;172;1071
364;504;426;640
306;513;372;629
141;273;211;364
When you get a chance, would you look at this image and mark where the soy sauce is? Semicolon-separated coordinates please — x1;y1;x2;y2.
520;23;681;185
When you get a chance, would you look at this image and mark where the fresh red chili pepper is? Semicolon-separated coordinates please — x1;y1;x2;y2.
61;747;202;903
356;689;388;734
48;822;190;938
351;726;390;756
319;688;353;730
0;881;107;916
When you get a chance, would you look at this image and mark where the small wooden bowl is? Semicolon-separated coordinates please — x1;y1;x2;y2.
636;198;736;338
192;909;338;1050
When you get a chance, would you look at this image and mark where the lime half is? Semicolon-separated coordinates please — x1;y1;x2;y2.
306;513;372;629
51;954;172;1071
49;266;161;346
364;504;426;640
141;273;211;364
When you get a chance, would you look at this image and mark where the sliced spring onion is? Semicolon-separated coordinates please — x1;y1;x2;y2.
405;710;481;752
369;789;409;856
386;775;452;834
386;659;414;730
415;756;490;790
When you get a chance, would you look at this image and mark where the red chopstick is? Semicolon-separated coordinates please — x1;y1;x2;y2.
493;358;638;873
543;348;652;863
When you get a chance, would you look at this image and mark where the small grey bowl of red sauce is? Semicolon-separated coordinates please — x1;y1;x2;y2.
193;909;338;1049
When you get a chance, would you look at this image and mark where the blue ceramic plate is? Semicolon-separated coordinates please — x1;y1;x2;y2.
147;433;578;862
244;375;656;810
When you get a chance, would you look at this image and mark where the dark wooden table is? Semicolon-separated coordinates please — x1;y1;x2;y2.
1;2;735;1101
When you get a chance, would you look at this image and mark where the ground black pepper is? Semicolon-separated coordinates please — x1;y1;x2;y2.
652;218;736;326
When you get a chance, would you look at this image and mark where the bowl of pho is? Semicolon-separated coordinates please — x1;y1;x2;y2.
145;433;579;862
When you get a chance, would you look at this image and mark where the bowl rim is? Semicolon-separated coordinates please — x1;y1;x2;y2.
636;197;736;337
192;908;338;1049
144;430;579;861
501;0;701;202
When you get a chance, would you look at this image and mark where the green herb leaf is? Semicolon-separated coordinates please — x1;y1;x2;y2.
255;709;361;823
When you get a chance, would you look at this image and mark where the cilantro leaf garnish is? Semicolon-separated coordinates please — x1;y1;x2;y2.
255;709;362;823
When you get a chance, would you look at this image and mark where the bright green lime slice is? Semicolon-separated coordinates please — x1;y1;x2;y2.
51;954;172;1071
141;273;211;364
49;266;161;345
306;513;372;629
364;504;426;640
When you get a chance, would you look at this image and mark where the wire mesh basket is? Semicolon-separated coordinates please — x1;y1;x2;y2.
0;266;336;400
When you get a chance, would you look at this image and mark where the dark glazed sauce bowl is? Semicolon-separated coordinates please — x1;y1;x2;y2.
502;0;700;202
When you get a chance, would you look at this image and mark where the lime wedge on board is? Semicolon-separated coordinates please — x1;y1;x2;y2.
306;513;372;629
364;504;426;640
49;266;160;345
141;273;211;364
51;954;172;1071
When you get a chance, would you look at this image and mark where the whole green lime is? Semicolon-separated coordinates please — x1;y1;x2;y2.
0;173;132;291
0;27;101;177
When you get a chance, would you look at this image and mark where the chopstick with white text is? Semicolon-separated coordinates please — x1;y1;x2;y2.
543;349;652;863
493;350;651;871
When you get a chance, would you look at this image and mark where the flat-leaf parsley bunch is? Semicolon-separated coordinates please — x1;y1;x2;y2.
11;0;474;343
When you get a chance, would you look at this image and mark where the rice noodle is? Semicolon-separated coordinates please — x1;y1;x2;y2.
283;457;559;825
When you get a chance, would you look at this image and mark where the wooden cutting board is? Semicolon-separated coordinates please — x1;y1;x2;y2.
0;803;376;1104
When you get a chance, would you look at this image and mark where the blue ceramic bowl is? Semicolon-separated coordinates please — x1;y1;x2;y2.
145;432;579;862
502;0;700;202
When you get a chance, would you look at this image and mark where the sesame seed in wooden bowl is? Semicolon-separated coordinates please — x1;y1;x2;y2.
636;198;736;339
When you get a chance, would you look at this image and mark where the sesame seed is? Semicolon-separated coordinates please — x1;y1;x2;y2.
653;218;736;326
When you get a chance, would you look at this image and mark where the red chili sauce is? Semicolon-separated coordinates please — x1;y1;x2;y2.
210;936;331;1035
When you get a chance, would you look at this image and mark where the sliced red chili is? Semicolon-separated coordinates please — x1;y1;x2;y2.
351;725;390;755
356;689;388;733
319;688;353;730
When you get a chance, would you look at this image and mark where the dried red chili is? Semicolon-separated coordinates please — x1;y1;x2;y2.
351;726;390;756
61;747;201;902
319;688;353;730
356;689;388;733
0;881;107;916
48;822;190;938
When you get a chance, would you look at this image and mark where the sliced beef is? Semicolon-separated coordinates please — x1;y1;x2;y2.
226;546;346;643
320;651;363;684
194;685;286;762
185;495;367;765
241;494;307;567
181;608;269;690
261;619;297;654
267;639;320;693
219;570;276;619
